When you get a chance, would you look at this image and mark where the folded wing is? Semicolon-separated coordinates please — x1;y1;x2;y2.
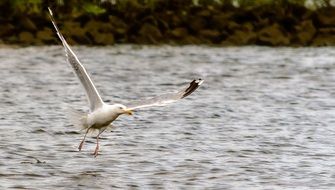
48;8;104;112
127;79;204;110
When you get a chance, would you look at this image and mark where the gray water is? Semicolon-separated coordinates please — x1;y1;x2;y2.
0;46;334;189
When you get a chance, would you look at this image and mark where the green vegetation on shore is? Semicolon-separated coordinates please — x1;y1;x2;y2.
1;0;335;46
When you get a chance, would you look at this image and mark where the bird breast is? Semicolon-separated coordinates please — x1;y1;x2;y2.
87;107;119;129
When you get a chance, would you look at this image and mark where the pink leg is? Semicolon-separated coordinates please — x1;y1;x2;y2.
93;128;107;157
78;128;90;151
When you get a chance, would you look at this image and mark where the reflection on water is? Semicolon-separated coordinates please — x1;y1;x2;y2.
0;46;334;189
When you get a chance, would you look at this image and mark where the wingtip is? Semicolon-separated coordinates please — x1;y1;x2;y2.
181;78;204;99
48;7;53;16
195;78;204;85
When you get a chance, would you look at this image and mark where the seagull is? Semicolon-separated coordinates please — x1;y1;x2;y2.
48;8;204;157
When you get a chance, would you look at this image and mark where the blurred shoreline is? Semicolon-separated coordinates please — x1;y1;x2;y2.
1;1;335;46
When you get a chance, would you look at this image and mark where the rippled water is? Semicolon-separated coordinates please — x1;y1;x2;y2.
0;46;334;189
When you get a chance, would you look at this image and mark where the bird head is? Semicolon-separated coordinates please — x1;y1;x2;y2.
114;104;133;115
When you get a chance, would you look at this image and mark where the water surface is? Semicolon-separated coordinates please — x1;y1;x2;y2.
0;46;334;189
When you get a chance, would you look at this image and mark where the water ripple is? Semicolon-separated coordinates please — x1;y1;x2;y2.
0;46;334;189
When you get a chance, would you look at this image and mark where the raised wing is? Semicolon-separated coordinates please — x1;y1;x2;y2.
127;79;203;110
48;8;104;112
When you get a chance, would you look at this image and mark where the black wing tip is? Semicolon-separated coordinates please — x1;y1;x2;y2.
181;78;204;98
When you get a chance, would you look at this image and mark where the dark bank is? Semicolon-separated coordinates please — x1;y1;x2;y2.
1;0;335;46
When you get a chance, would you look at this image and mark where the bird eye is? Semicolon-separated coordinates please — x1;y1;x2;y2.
119;106;123;109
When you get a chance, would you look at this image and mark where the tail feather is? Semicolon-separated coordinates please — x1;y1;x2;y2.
66;107;88;131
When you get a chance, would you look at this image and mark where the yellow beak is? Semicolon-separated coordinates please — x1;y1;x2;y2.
124;109;133;115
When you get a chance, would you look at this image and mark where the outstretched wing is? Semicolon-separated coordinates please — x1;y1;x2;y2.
127;79;203;110
48;8;104;112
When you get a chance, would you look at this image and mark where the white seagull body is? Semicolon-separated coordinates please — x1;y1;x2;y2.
48;8;203;157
